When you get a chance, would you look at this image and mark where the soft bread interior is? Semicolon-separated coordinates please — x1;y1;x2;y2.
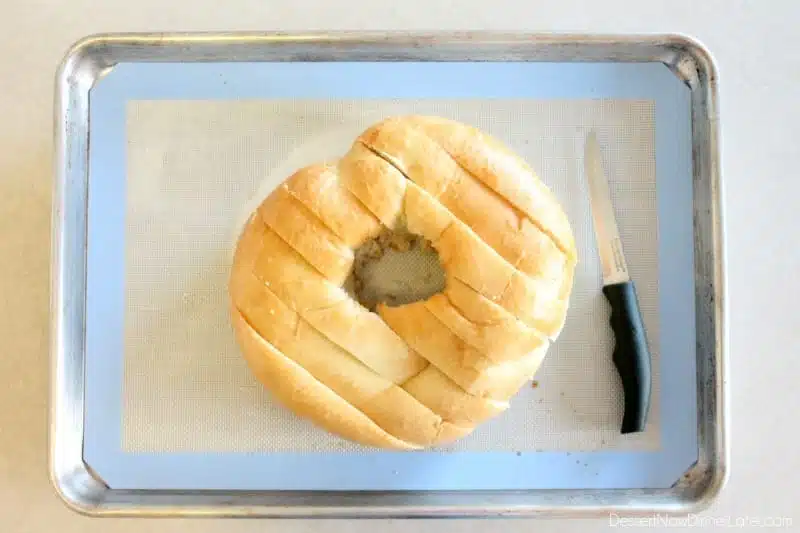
346;222;446;312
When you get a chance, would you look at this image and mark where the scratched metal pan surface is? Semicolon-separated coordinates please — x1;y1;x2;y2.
50;32;727;518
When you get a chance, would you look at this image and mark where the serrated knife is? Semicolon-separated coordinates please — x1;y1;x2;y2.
584;130;652;434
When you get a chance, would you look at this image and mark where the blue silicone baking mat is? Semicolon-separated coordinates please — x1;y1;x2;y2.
82;61;696;491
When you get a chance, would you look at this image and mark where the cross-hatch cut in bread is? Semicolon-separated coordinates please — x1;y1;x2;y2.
229;115;577;449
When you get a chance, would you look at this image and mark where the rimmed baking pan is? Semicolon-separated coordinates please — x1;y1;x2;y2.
50;31;727;518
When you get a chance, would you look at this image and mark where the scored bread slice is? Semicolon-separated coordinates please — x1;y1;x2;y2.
259;184;354;285
406;115;577;260
424;281;549;364
379;301;548;401
233;267;470;447
358;117;568;283
242;213;427;384
337;142;407;229
281;163;383;248
401;365;509;426
402;183;568;339
303;298;429;384
231;308;419;450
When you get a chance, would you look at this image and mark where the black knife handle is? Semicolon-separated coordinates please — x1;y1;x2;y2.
602;281;652;434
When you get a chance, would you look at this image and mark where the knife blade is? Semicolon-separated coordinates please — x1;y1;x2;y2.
584;131;652;434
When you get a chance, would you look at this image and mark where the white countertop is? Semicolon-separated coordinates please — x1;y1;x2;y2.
3;0;798;531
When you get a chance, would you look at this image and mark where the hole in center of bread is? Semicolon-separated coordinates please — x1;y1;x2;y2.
344;226;446;312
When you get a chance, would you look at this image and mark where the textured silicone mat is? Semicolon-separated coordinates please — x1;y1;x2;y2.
121;98;661;454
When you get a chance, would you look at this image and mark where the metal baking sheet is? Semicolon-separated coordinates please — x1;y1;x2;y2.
50;32;727;518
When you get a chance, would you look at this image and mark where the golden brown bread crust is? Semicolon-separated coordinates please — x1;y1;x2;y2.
402;116;577;259
281;163;382;247
229;115;576;449
231;308;420;450
235;213;427;385
259;185;354;285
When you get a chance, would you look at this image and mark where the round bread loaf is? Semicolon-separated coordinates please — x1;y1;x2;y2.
229;115;577;449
